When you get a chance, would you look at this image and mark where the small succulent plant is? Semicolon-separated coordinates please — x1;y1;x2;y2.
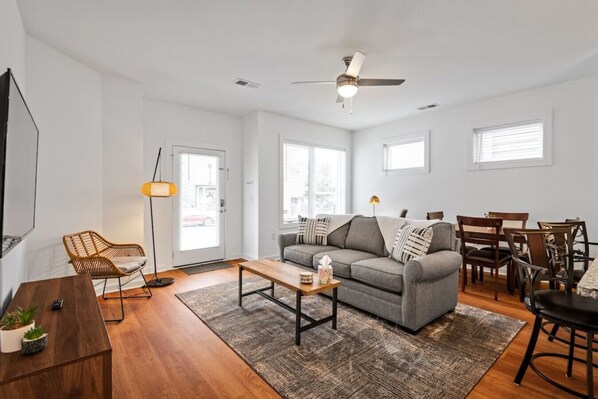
0;304;38;330
23;326;46;340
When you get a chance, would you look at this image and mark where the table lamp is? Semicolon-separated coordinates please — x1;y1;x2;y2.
369;195;380;216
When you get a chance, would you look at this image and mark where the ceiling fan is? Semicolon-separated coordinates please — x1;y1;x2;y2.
292;51;405;103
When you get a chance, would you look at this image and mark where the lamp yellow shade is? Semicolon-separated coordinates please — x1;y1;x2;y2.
369;195;380;205
141;181;178;197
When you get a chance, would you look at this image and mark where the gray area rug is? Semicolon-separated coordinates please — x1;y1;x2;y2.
179;261;232;275
176;277;525;399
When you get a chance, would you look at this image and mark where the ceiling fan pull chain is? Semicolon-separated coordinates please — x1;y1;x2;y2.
350;97;353;115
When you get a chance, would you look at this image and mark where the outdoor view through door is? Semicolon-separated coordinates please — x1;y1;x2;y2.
173;146;226;266
282;141;346;225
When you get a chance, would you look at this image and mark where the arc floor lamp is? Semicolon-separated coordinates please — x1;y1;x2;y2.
141;147;178;287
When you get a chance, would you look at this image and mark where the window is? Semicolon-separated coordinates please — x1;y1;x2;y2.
282;141;346;225
382;131;429;174
469;118;551;170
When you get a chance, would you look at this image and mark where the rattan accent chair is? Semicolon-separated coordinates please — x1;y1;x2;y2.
63;230;152;322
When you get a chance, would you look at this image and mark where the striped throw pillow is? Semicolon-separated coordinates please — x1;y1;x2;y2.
296;216;330;246
391;224;434;263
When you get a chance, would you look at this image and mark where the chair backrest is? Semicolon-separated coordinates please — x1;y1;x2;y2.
487;211;529;229
399;209;408;218
426;211;444;221
457;215;503;248
63;231;110;259
538;219;590;271
505;227;575;309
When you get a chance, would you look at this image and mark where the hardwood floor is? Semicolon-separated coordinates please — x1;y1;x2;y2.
99;262;596;398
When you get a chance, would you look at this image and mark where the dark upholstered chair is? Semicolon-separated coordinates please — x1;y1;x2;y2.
505;227;597;399
63;231;152;322
426;211;444;220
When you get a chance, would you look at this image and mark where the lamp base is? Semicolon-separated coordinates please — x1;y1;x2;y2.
146;277;175;287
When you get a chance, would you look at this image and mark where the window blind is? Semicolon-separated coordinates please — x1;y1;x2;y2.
385;139;425;170
473;121;543;164
282;142;346;224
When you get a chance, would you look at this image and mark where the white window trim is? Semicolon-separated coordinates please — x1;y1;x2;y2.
381;131;430;175
279;137;348;230
466;110;553;171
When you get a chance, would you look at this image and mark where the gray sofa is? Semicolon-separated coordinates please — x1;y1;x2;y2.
278;216;462;332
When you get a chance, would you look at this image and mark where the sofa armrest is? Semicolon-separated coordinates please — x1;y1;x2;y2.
403;250;462;283
278;233;297;262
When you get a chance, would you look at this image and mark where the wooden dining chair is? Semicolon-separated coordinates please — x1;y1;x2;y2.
480;211;529;282
505;227;597;399
457;215;512;300
63;231;153;322
426;211;444;220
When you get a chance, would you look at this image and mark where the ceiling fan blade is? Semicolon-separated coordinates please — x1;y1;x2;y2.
359;79;405;86
291;81;336;85
345;51;366;78
336;94;344;103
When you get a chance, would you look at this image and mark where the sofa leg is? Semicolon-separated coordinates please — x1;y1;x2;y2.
400;326;421;335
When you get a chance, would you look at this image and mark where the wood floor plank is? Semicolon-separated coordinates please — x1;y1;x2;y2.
99;261;595;398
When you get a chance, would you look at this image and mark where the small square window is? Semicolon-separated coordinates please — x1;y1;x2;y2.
468;116;552;170
382;131;429;175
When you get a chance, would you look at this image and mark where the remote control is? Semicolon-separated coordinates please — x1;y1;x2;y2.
52;299;63;310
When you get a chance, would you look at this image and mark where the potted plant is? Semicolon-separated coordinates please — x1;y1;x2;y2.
0;304;38;353
21;326;48;355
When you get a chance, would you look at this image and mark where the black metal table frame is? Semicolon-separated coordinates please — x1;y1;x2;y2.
238;265;338;345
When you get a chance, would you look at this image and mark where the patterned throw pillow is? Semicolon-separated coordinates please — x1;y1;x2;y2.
391;224;434;263
296;216;330;246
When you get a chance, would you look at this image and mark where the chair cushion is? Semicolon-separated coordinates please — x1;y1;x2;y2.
345;216;385;257
296;216;330;245
284;245;340;267
112;256;147;273
313;249;377;279
526;290;598;331
351;257;405;293
390;224;433;263
466;249;511;265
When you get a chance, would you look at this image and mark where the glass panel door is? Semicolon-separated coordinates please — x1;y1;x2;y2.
173;146;225;266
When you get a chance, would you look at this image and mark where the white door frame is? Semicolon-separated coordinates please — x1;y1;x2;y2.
170;142;227;266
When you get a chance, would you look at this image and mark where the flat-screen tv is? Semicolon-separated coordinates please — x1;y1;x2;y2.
0;69;39;257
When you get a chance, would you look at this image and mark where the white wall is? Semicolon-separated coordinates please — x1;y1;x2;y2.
242;113;259;260
102;76;144;244
25;37;104;281
143;98;243;271
251;111;352;257
0;0;27;312
353;74;598;238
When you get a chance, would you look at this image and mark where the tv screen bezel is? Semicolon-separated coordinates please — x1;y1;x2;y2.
0;68;40;258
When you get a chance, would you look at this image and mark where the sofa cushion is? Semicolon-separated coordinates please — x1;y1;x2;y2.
391;224;434;263
296;216;330;245
406;220;455;254
351;257;405;294
345;216;385;257
313;249;377;279
327;222;351;249
284;245;340;267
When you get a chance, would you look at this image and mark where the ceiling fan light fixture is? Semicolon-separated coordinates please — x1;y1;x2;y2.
337;77;359;98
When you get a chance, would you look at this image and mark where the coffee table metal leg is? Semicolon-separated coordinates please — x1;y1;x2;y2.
295;291;302;345
332;287;338;330
271;281;274;297
238;266;243;307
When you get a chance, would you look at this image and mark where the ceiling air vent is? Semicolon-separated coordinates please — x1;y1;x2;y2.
234;78;261;89
417;103;439;111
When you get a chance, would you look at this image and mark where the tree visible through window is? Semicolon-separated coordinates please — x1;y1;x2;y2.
283;142;346;225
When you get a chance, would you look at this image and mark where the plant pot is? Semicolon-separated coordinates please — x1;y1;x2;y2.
0;321;34;353
21;333;48;355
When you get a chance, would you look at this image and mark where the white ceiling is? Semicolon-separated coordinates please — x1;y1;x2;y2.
17;0;598;130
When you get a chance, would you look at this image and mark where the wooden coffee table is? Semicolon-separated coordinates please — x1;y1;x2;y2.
237;258;340;345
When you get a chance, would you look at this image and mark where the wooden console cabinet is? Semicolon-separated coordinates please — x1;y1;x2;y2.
0;275;112;398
